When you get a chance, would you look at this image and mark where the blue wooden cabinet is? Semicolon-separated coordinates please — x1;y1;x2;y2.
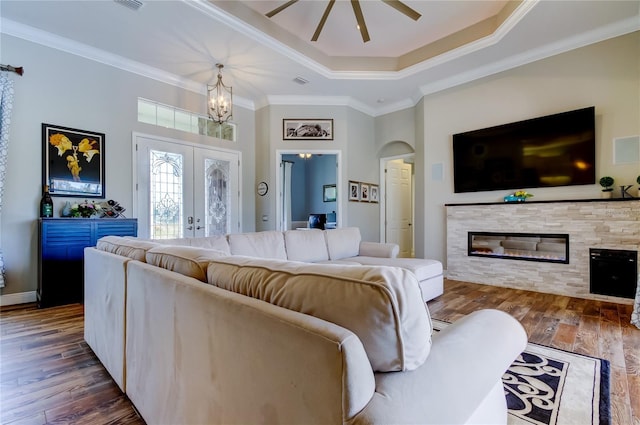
38;218;137;308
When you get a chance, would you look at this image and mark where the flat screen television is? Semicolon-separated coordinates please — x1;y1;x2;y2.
452;106;596;193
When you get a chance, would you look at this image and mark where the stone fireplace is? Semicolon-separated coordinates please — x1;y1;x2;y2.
446;199;639;302
468;232;569;264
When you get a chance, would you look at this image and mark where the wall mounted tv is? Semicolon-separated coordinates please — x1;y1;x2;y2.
452;106;595;193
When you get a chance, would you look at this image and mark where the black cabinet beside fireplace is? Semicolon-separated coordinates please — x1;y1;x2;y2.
589;248;637;299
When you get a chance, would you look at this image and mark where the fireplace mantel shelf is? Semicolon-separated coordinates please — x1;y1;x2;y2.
445;197;639;207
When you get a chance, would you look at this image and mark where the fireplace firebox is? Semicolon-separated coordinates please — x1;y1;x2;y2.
468;232;569;264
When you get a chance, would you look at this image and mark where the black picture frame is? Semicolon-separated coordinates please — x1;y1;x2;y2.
42;123;105;198
349;181;360;201
283;119;333;140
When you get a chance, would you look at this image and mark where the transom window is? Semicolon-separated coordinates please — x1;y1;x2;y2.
138;98;236;142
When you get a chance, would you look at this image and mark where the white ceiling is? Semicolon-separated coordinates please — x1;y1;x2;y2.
1;0;639;116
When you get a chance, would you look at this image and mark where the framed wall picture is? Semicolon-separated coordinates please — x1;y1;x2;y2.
42;123;105;198
349;181;360;201
360;183;370;202
370;184;379;203
323;184;336;202
283;119;333;140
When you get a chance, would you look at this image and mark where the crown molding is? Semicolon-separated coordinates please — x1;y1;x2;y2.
191;0;538;81
1;18;256;111
418;14;640;98
262;95;376;116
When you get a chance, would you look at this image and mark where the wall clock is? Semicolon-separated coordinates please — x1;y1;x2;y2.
257;181;268;196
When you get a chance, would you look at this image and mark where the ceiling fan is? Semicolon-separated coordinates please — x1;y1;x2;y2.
265;0;422;43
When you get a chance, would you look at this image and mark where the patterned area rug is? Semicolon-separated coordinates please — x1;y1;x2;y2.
432;319;611;425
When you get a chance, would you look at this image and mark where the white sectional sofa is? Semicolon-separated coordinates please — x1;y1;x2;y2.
84;228;527;424
157;227;444;302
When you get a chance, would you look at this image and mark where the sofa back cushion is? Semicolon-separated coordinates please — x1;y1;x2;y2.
207;257;432;372
324;227;361;260
149;238;191;246
284;230;329;262
96;236;159;262
227;231;287;259
146;245;227;282
188;236;231;255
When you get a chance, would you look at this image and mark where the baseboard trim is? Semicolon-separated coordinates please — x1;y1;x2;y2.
0;291;37;306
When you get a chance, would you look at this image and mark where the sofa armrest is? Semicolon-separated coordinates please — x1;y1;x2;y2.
84;247;129;392
359;241;399;258
352;309;527;424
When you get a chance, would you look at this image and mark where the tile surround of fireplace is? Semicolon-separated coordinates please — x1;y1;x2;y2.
468;232;569;264
446;198;640;303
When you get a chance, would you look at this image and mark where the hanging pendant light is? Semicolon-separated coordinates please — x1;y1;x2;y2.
207;63;233;124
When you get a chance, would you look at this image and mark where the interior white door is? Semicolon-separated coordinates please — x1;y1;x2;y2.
385;159;413;257
135;135;240;239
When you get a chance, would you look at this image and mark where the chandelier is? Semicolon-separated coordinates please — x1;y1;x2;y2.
207;63;233;124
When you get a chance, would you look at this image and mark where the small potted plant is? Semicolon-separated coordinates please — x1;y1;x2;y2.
599;176;614;198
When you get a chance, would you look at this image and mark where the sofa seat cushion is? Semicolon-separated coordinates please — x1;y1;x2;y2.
324;227;361;260
96;236;159;262
206;256;432;372
227;231;287;259
284;229;329;262
145;245;227;282
349;257;443;282
318;260;362;266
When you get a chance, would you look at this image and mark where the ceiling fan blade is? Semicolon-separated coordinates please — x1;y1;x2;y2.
311;0;336;41
265;0;299;18
351;0;370;43
381;0;421;21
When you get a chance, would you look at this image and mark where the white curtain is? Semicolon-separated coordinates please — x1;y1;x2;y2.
281;161;293;231
0;73;15;288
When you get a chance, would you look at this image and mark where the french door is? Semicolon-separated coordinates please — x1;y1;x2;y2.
134;134;241;239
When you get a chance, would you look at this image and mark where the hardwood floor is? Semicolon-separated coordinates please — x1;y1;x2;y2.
1;279;638;424
428;279;640;425
0;303;143;425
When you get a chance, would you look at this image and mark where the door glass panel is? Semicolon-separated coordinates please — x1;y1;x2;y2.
150;149;183;239
204;158;230;236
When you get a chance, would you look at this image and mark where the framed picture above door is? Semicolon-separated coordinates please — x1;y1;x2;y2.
283;119;333;140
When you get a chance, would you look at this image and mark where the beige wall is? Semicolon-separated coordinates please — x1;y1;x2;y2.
0;35;256;298
258;104;380;242
419;31;640;267
1;28;638;300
